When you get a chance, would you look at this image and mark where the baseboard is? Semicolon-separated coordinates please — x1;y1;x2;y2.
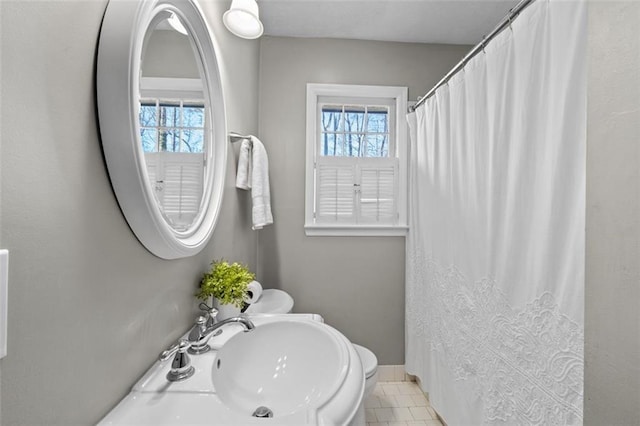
377;365;416;382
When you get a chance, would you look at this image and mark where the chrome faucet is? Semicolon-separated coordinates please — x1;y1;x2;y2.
159;315;255;382
186;305;219;354
187;315;255;355
188;315;214;354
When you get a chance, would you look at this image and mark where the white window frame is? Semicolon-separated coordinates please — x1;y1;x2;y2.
305;83;408;237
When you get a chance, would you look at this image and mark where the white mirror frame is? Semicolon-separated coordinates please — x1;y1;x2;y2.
97;0;228;259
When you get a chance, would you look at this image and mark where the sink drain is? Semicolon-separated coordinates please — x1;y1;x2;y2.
252;406;273;418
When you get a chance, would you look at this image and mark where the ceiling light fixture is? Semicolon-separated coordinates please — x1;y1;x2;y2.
223;0;264;40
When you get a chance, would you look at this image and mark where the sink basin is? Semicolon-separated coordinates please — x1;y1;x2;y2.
211;318;363;423
101;315;364;425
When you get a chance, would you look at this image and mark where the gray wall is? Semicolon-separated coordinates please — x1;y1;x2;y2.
142;30;201;78
257;37;469;364
585;1;640;424
0;0;260;424
2;1;639;424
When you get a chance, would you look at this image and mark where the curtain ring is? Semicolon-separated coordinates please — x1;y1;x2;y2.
507;8;514;31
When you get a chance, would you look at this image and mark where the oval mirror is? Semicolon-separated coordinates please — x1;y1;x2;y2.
97;0;228;259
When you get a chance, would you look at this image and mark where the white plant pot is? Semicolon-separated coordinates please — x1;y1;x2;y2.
213;297;241;320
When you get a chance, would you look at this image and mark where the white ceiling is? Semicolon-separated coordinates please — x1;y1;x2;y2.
259;0;521;45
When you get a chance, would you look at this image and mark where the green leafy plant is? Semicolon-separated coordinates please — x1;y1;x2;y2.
196;260;255;308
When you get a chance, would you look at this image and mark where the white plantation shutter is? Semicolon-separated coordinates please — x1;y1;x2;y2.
162;154;203;224
316;160;356;222
359;160;398;223
315;157;398;225
144;155;159;191
144;152;204;230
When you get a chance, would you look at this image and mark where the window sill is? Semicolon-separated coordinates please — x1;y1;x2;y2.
304;224;408;237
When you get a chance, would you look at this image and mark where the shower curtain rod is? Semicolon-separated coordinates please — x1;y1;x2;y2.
409;0;536;112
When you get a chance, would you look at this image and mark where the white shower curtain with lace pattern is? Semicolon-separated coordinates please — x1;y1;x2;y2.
405;1;585;424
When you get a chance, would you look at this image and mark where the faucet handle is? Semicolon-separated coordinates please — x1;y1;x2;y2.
199;303;219;328
205;307;219;328
160;339;191;361
160;343;179;362
161;339;195;382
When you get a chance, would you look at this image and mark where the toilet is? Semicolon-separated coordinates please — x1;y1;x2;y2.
350;343;379;425
244;288;294;314
245;287;379;425
352;344;379;399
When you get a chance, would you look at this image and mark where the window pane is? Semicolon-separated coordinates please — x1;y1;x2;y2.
140;128;157;152
321;106;341;132
344;106;365;133
183;105;204;127
334;134;345;156
181;129;204;153
320;133;347;156
160;129;181;152
367;107;389;133
159;102;180;127
140;104;157;127
366;134;389;157
321;133;335;156
344;133;364;157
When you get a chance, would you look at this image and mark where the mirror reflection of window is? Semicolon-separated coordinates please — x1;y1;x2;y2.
138;13;209;232
139;98;206;231
140;100;205;153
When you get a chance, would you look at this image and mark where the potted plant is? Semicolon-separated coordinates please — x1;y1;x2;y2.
196;259;255;319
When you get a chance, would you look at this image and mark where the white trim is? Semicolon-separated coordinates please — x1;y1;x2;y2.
305;83;408;237
304;225;408;237
140;77;204;100
140;77;203;92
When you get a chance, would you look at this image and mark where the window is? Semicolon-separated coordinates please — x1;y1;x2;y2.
138;77;207;231
305;84;408;236
139;100;205;153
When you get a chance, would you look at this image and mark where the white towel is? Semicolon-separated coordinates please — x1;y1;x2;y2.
235;136;273;230
235;139;252;190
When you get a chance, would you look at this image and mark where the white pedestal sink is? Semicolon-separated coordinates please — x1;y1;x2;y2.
99;314;364;425
213;319;362;422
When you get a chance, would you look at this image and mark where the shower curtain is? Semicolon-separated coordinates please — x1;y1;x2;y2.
405;1;585;424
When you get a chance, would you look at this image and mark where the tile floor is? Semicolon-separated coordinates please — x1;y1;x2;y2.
365;381;443;426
